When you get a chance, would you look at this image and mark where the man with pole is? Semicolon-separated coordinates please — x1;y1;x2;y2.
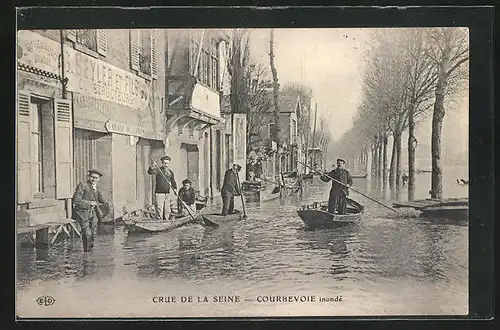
320;158;353;215
148;156;177;220
297;160;398;214
221;164;244;216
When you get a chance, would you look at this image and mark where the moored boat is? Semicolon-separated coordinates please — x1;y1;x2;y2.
201;210;243;224
122;201;208;233
351;173;368;179
296;198;364;229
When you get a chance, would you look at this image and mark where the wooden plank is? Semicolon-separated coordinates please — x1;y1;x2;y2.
421;205;469;211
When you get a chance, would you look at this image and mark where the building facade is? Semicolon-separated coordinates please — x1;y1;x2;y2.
249;92;301;175
165;29;244;201
17;29;167;224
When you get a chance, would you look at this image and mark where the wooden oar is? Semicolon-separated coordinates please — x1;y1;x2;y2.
297;160;398;213
235;173;247;219
150;159;219;227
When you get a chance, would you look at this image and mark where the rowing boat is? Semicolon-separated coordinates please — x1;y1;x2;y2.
351;173;368;179
122;202;207;233
296;198;364;229
201;210;243;224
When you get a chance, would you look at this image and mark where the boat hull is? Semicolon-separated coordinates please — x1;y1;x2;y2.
202;210;242;223
297;199;364;229
123;214;202;233
123;204;207;233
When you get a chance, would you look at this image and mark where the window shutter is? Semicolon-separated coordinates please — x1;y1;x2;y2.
66;30;76;42
130;30;140;71
151;31;158;79
54;99;73;199
97;29;108;56
17;91;33;203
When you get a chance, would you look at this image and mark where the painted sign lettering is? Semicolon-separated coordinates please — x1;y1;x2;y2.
17;30;150;110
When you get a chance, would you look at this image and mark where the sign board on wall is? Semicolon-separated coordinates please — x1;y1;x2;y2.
17;30;150;110
191;83;221;119
105;121;156;139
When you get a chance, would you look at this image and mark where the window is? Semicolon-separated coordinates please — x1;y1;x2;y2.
76;29;98;52
189;32;219;90
268;123;276;139
139;30;152;76
130;29;158;79
291;119;297;144
68;29;107;56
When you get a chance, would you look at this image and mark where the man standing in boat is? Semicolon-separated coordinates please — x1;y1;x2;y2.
72;169;109;252
148;156;177;220
221;164;242;216
321;158;353;215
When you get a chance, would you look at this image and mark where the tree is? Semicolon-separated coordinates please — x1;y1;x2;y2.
401;29;438;200
269;29;281;142
245;64;274;146
425;27;469;198
226;29;251;114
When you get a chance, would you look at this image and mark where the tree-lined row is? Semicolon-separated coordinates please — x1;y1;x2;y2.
333;28;468;199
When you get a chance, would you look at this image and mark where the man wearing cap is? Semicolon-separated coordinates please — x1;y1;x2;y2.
72;170;109;252
221;164;242;216
177;179;196;216
321;158;353;215
148;156;177;220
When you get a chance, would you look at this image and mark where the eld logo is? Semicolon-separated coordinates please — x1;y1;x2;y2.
36;296;55;306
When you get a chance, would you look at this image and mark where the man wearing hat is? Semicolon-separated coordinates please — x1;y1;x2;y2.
148;156;177;220
72;169;109;252
320;158;353;215
177;179;196;216
221;164;242;216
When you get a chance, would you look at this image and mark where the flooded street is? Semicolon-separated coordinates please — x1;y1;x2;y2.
16;169;468;318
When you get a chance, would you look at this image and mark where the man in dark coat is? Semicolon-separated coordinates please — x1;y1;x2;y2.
221;164;242;215
148;156;177;220
321;158;353;215
72;169;109;252
178;179;196;216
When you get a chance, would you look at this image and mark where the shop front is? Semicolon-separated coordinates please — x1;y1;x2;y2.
17;29;167;223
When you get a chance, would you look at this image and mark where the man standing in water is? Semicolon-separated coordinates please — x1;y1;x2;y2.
148;156;177;220
221;164;242;216
321;158;353;215
72;170;109;252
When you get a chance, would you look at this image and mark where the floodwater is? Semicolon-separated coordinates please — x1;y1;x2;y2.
16;167;469;318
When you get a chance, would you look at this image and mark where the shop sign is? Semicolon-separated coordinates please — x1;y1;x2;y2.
105;121;155;138
17;30;150;110
191;83;221;118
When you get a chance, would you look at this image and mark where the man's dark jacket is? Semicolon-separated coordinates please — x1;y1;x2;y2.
72;181;108;222
221;169;241;195
321;168;353;196
148;166;177;193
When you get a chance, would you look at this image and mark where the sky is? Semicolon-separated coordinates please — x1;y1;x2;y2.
246;28;469;155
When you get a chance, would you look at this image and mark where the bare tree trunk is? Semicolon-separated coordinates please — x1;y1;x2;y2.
395;134;402;187
373;141;379;181
378;134;383;181
408;105;417;200
431;77;446;199
389;136;397;187
269;29;280;142
382;134;388;186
